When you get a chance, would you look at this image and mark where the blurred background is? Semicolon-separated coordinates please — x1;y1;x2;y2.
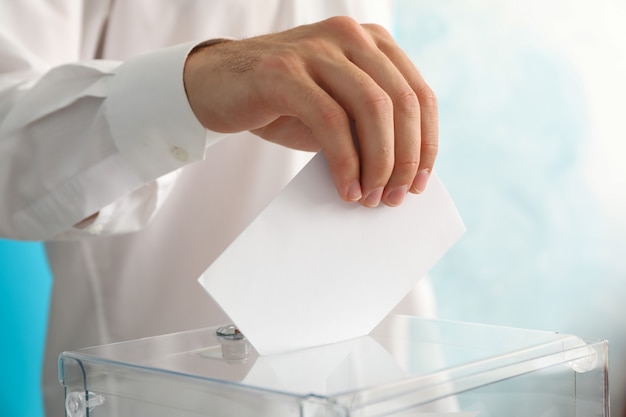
1;1;625;416
0;240;51;417
395;0;626;414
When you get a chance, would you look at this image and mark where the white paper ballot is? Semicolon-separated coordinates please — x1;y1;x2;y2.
199;153;465;355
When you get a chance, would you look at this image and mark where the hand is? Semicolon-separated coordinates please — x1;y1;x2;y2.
184;16;438;207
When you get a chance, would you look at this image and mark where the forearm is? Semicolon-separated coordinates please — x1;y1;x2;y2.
0;43;222;240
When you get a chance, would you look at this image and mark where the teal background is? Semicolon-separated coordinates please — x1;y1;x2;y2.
2;1;626;416
0;240;51;417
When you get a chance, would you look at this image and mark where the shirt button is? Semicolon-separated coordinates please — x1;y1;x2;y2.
171;146;189;162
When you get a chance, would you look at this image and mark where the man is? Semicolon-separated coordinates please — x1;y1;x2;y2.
0;1;437;415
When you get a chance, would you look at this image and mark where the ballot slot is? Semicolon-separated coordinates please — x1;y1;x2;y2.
59;316;609;417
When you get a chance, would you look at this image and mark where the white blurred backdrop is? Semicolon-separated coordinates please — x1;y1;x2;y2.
394;0;626;414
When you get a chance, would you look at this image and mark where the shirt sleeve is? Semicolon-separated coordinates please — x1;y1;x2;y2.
0;14;224;240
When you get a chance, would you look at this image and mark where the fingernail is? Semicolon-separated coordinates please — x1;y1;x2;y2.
385;186;409;207
346;180;362;202
362;187;384;207
411;169;431;194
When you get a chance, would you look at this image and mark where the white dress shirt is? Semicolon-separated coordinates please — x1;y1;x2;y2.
0;1;436;416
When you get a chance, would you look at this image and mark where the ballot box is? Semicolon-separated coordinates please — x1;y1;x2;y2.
59;315;609;417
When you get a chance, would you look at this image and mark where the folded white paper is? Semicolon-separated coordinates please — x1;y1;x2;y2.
199;153;465;355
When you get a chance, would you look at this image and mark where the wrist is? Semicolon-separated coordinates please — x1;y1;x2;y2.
183;38;234;131
188;38;233;56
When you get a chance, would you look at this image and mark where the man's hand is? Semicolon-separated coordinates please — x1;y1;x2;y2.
183;16;437;207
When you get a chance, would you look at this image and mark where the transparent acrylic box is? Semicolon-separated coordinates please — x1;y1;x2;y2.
59;315;609;417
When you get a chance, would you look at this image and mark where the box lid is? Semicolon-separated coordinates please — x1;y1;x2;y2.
59;316;605;417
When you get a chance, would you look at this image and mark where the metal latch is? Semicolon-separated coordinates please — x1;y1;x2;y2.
216;324;251;361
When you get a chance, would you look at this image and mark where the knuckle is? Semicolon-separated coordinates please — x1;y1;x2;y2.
365;90;393;118
395;158;420;174
395;88;420;116
386;159;420;187
418;85;438;110
319;104;348;129
324;16;361;34
420;140;439;165
322;17;376;50
363;23;391;38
